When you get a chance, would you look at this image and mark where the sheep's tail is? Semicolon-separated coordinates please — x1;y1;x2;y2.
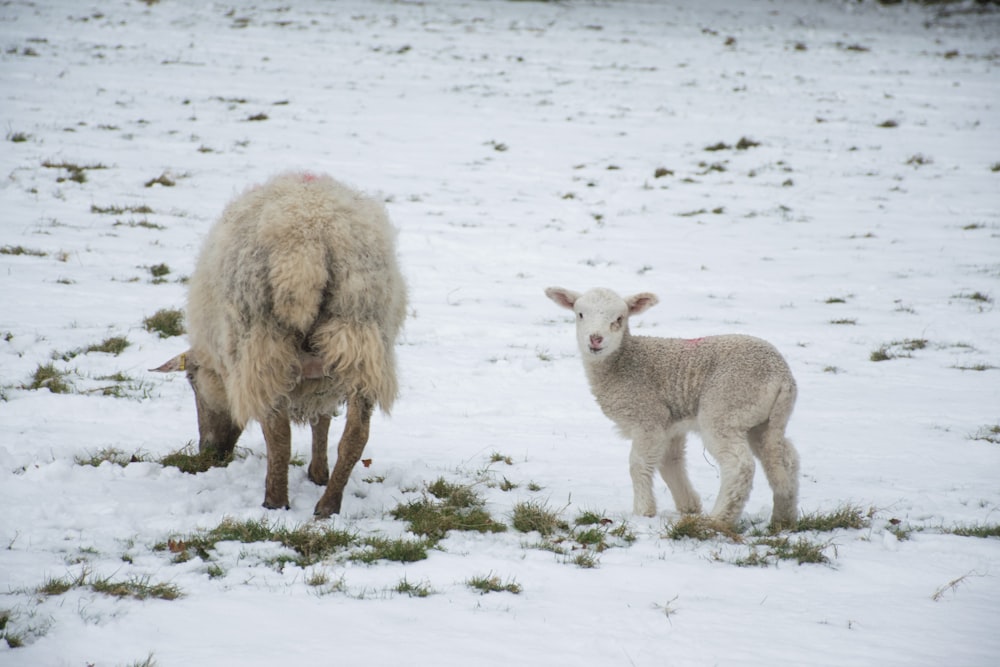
226;239;329;426
311;319;399;414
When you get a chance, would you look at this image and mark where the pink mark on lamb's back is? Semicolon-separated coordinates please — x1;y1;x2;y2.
683;337;706;348
301;172;319;183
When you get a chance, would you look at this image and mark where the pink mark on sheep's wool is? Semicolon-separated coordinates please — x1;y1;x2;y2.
301;172;319;183
683;337;706;348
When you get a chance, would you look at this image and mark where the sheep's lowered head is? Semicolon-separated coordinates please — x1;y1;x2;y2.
151;348;327;459
545;287;658;360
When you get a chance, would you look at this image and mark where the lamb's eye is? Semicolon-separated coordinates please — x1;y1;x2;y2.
615;316;623;326
577;312;583;319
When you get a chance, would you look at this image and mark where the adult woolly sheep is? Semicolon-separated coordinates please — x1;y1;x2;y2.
545;287;800;529
154;172;406;518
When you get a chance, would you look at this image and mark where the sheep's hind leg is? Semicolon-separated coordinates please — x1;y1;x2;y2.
748;421;800;530
261;413;292;510
307;415;331;486
658;433;702;515
314;396;373;518
629;436;662;517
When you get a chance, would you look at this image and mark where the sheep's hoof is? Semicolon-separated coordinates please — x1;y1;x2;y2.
307;465;329;486
262;496;290;511
314;492;343;519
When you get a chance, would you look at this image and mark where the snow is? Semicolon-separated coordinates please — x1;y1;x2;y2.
1;0;999;665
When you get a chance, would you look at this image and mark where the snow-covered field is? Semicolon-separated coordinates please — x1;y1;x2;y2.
2;1;999;665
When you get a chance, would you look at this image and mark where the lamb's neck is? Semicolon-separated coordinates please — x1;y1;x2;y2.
581;331;635;384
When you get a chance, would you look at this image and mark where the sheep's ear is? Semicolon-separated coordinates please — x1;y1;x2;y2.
545;287;580;310
150;350;195;373
626;292;658;315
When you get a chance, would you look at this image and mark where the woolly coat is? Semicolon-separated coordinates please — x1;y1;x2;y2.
584;332;797;440
186;172;406;426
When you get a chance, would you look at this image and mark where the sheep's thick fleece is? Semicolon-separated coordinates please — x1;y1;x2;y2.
187;172;406;426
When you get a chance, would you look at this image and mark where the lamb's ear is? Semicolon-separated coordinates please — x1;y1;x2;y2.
626;292;658;315
150;350;195;373
545;286;580;311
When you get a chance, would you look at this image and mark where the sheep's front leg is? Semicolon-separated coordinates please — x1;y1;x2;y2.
658;434;702;515
261;412;292;510
629;437;661;517
314;396;373;518
308;415;331;486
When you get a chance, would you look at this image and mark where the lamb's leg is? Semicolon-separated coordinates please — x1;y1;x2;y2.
308;415;331;486
748;421;800;530
261;412;292;510
314;395;373;518
702;429;755;528
629;436;662;517
657;434;702;515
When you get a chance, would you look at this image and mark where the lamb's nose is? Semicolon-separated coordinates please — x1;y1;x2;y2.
589;334;603;347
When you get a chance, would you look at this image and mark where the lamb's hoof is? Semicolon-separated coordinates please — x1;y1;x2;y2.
314;492;343;519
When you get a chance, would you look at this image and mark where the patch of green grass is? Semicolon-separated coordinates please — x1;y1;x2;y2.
510;500;569;536
466;573;521;595
489;451;514;465
86;335;130;355
35;570;180;600
663;514;741;542
824;296;847;304
124;653;158;667
25;363;72;393
734;535;831;567
829;318;857;325
114;219;165;230
89;574;182;600
394;577;433;598
144;172;176;188
954;291;993;304
871;338;928;362
391;479;506;540
37;574;80;596
41;160;108;183
76;447;151;467
947;523;1000;539
156;517;357;567
351;537;431;564
870;346;893;362
6;130;31;143
970;424;1000;444
1;245;47;257
92;204;154;215
0;608;25;648
143;308;185;338
953;363;995;372
788;504;870;533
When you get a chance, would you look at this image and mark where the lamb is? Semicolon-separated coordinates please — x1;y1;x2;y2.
545;286;799;529
154;172;407;518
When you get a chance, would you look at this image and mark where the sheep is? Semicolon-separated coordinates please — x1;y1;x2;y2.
153;172;407;518
544;286;800;529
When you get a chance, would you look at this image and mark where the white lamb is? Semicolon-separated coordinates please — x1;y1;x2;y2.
545;286;800;529
154;172;406;518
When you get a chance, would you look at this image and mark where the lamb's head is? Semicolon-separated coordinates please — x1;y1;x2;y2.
545;287;658;360
151;350;243;459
